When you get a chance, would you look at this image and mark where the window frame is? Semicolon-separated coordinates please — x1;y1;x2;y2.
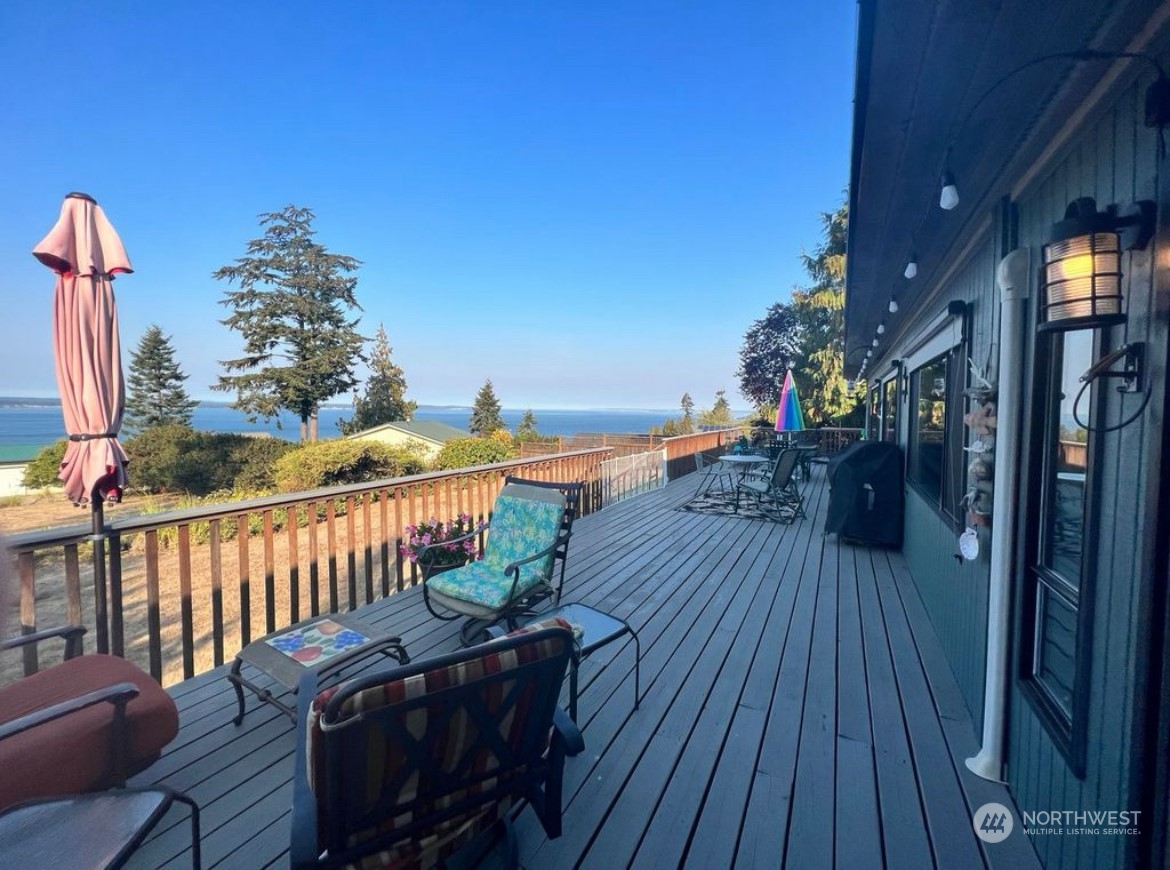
1018;328;1100;778
881;375;898;443
867;384;882;440
905;345;965;520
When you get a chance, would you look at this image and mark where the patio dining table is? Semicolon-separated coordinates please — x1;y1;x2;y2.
718;454;771;479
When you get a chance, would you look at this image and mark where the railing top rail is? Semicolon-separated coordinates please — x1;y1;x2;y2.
5;447;612;551
659;428;740;445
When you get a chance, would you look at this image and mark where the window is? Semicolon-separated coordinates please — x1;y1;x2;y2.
906;348;964;516
1021;329;1094;774
867;386;882;440
882;377;898;443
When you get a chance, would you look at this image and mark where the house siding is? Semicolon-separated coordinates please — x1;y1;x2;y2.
891;71;1164;868
898;233;998;734
1004;75;1161;870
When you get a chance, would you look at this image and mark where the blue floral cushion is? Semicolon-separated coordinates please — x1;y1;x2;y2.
426;492;564;610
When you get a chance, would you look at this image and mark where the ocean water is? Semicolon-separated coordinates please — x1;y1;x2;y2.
0;402;684;449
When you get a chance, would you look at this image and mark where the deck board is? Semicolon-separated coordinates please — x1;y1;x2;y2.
123;466;1040;869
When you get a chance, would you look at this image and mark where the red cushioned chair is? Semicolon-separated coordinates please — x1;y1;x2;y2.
0;625;180;811
291;618;584;869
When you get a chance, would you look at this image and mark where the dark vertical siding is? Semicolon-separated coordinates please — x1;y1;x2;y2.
902;492;989;731
1007;75;1160;870
899;232;997;733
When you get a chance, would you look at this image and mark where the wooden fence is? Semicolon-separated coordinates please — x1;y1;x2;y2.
3;449;609;687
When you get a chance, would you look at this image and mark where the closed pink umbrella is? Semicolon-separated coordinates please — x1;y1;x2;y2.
33;192;131;505
33;192;132;654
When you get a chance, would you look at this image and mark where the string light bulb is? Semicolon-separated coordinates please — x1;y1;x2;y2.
877;323;886;335
904;254;918;279
889;297;899;314
940;171;960;210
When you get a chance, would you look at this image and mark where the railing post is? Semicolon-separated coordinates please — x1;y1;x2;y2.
89;495;110;655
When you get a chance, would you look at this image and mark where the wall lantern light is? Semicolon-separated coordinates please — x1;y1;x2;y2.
1039;197;1155;332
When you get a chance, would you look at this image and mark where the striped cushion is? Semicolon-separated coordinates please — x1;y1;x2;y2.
305;618;572;867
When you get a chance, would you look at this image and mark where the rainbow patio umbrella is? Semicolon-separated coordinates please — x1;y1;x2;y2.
775;369;805;434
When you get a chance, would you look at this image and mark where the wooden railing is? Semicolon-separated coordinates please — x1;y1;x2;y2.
3;449;610;687
804;427;865;455
519;433;665;459
660;429;741;479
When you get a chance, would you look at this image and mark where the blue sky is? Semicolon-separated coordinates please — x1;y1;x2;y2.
0;1;855;411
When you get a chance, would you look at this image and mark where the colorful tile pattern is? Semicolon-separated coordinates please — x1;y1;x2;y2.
264;619;370;666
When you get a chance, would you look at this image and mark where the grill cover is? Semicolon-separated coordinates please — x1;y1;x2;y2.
825;441;904;548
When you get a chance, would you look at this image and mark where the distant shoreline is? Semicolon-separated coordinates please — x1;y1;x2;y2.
0;397;706;415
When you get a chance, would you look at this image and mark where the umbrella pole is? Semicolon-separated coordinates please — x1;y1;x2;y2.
90;489;110;654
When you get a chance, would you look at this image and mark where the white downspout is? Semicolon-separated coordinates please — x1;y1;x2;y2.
966;247;1030;782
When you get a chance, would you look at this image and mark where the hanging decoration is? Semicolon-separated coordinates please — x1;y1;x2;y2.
958;359;997;557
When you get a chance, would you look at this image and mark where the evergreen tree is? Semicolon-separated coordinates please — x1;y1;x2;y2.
736;198;861;424
515;409;539;441
338;324;417;435
698;389;734;428
213;205;365;442
790;201;856;423
680;392;695;434
469;379;505;436
123;325;198;434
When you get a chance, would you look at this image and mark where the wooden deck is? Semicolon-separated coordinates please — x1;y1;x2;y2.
126;467;1041;869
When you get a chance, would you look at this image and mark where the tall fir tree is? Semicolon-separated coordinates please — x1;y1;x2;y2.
123;325;198;434
736;197;861;424
680;392;695;434
338;324;417;435
699;389;734;427
515;409;539;441
212;205;365;442
468;379;505;436
790;200;858;423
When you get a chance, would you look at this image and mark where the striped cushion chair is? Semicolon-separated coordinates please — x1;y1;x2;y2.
292;619;583;869
422;478;583;646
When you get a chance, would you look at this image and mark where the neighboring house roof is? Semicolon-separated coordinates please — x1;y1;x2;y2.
347;420;468;446
0;445;42;464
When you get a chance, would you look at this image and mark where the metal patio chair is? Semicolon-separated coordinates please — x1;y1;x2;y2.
694;451;734;496
421;476;582;645
0;625;180;811
292;618;583;869
734;448;806;522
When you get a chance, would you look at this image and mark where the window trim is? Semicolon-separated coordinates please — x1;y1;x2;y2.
1018;328;1100;778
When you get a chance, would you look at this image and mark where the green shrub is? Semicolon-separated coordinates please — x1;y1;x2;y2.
272;439;427;493
121;427;296;496
22;440;68;488
228;437;298;490
432;435;518;471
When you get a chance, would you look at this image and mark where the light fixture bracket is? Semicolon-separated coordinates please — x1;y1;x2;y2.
1050;197;1155;249
1080;342;1145;393
1115;201;1156;251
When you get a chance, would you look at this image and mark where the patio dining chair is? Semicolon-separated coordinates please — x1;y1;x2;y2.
421;476;583;645
291;618;583;869
694;451;734;496
734;448;805;523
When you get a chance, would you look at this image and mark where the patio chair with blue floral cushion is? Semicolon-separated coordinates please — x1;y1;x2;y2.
421;476;583;645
